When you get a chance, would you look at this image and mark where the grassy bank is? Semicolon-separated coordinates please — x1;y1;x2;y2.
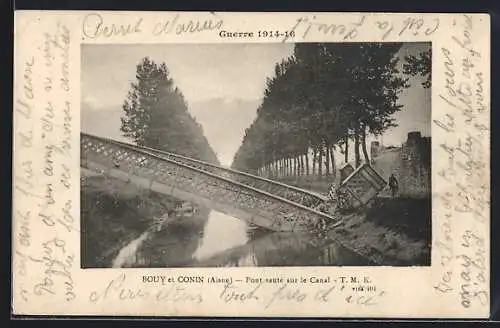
318;196;432;266
81;172;199;268
275;176;431;265
367;197;431;243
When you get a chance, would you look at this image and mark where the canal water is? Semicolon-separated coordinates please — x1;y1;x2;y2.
112;209;372;268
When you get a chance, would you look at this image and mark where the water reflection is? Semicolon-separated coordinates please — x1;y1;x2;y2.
184;230;372;267
194;211;249;260
131;208;209;267
119;209;372;267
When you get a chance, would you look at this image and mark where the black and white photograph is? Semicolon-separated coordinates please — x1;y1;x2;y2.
80;42;432;269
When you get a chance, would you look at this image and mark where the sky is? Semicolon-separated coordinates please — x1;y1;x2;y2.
82;43;294;106
81;42;431;166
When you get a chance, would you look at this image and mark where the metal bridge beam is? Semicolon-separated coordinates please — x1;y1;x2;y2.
81;134;336;232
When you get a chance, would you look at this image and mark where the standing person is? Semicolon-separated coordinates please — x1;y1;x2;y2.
389;173;399;198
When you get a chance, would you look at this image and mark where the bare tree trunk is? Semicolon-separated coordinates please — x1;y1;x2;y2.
312;150;317;177
330;146;336;181
325;145;330;175
318;148;323;179
297;156;301;176
301;153;304;176
361;128;370;163
300;154;305;176
305;152;309;176
355;130;361;167
297;156;300;176
344;135;349;164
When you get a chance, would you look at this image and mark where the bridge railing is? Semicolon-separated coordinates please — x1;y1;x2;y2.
81;133;335;232
81;133;326;209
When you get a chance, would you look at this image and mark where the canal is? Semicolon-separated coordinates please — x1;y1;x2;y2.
112;209;373;268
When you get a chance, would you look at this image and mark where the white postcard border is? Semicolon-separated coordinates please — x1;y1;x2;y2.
12;11;490;318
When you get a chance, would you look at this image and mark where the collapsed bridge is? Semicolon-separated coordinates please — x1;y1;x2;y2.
81;133;386;232
81;133;335;232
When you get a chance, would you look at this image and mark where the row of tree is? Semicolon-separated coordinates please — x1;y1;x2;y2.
231;43;431;179
120;57;219;164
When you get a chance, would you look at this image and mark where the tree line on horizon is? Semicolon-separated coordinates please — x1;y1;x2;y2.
231;43;431;180
117;46;430;177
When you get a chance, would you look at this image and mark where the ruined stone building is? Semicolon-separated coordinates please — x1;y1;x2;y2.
371;131;431;198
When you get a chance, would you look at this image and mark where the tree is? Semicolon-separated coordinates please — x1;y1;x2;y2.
403;48;432;88
121;57;218;164
121;58;172;146
330;43;408;164
233;43;409;177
